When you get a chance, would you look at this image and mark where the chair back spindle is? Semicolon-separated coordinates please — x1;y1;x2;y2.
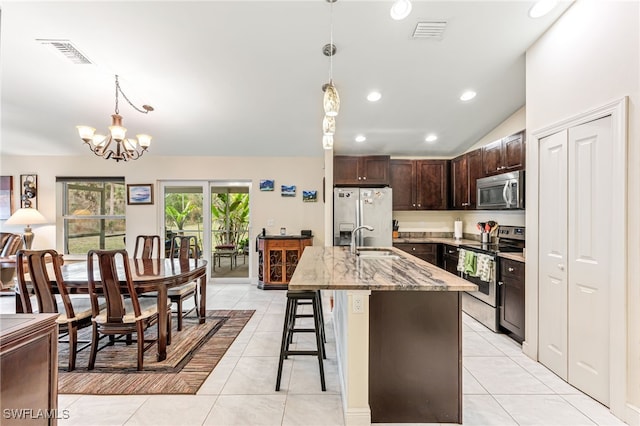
88;249;141;324
133;235;161;259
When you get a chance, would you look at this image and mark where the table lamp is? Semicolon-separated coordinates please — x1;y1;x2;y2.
4;207;47;249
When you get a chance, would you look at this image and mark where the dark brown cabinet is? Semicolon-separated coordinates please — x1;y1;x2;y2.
498;258;525;342
394;243;441;266
442;244;460;275
450;149;482;209
334;155;390;186
390;159;449;210
1;314;59;426
482;130;525;176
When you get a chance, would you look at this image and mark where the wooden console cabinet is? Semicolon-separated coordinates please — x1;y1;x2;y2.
1;314;59;425
257;235;313;290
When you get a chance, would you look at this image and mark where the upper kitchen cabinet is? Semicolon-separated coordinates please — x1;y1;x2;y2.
333;155;390;186
390;159;449;210
482;130;526;176
451;149;482;209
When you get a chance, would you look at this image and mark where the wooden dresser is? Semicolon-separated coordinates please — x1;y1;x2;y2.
257;235;313;290
1;314;59;425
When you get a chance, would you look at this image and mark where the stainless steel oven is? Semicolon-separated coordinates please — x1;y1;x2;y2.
459;226;525;332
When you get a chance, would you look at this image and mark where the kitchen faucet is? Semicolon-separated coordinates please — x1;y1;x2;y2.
350;225;374;254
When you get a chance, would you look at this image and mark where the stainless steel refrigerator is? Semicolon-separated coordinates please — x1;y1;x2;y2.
333;187;393;247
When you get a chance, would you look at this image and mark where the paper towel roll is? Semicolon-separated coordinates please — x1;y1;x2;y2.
454;220;463;240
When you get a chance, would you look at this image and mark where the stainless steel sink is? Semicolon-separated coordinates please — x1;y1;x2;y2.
356;248;400;259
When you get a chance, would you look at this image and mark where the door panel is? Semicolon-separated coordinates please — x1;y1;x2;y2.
538;130;568;379
567;116;611;405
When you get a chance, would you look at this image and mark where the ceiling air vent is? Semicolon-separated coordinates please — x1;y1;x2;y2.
37;39;92;65
412;21;447;40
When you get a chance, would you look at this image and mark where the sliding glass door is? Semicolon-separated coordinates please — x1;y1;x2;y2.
160;180;251;282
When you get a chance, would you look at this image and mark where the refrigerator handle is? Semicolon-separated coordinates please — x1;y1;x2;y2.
358;197;364;246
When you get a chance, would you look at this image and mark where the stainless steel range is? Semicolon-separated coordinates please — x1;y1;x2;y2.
459;225;525;332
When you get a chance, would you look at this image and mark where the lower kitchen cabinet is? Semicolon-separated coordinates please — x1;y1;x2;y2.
498;258;525;342
442;244;460;275
394;243;441;266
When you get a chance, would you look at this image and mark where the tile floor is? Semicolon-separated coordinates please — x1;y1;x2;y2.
0;282;627;426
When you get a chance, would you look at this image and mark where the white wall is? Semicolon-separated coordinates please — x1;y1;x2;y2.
525;0;640;420
467;106;526;152
0;155;325;279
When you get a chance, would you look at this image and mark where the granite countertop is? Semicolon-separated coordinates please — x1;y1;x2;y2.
394;236;527;263
498;252;526;262
289;246;477;292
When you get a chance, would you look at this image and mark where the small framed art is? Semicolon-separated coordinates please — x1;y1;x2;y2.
127;184;154;205
260;179;274;191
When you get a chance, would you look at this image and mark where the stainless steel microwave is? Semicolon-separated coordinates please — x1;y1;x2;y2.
477;171;524;210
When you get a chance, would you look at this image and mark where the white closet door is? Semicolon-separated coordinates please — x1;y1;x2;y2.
567;115;612;405
538;130;569;379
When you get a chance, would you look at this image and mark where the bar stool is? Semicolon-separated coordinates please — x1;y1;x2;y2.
289;290;326;346
276;290;326;391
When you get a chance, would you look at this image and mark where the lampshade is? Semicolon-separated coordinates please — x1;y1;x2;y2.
5;207;47;250
5;207;47;226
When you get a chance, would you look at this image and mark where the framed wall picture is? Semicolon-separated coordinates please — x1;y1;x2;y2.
0;176;13;220
281;185;296;197
127;184;154;205
302;190;318;202
259;179;274;191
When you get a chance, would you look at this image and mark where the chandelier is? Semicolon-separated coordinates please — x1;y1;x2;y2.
322;0;339;150
77;75;153;162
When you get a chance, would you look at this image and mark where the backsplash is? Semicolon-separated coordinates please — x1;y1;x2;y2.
393;210;525;236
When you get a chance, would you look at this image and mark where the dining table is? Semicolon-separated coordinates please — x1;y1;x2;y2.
15;257;208;362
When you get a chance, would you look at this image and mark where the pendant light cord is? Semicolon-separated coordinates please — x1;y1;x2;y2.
329;0;334;84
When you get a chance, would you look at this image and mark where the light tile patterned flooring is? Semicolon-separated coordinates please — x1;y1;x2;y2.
0;282;626;426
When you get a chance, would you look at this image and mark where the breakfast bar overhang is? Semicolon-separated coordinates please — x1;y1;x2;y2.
289;246;477;425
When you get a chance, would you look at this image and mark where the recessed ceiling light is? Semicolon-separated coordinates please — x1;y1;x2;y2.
460;90;476;101
390;0;412;20
367;91;382;102
425;134;438;143
355;135;366;143
529;0;558;18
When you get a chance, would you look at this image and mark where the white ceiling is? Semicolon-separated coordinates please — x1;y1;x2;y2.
0;0;572;159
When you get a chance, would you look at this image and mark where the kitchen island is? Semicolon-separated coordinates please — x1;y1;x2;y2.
289;246;477;425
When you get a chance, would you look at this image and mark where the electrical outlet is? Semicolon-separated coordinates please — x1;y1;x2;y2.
352;294;364;313
267;218;274;226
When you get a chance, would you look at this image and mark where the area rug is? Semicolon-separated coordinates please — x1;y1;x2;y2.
58;310;254;395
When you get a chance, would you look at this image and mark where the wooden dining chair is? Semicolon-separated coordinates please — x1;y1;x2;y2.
133;235;161;260
168;235;200;331
15;249;96;371
87;249;172;371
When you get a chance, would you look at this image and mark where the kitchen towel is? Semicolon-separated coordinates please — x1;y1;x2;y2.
454;220;463;240
476;254;494;282
464;250;477;276
457;248;466;272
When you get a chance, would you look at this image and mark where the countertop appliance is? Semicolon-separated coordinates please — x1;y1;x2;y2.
459;225;525;332
477;170;524;210
333;187;392;247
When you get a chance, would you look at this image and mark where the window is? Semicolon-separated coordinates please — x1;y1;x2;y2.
59;177;126;254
